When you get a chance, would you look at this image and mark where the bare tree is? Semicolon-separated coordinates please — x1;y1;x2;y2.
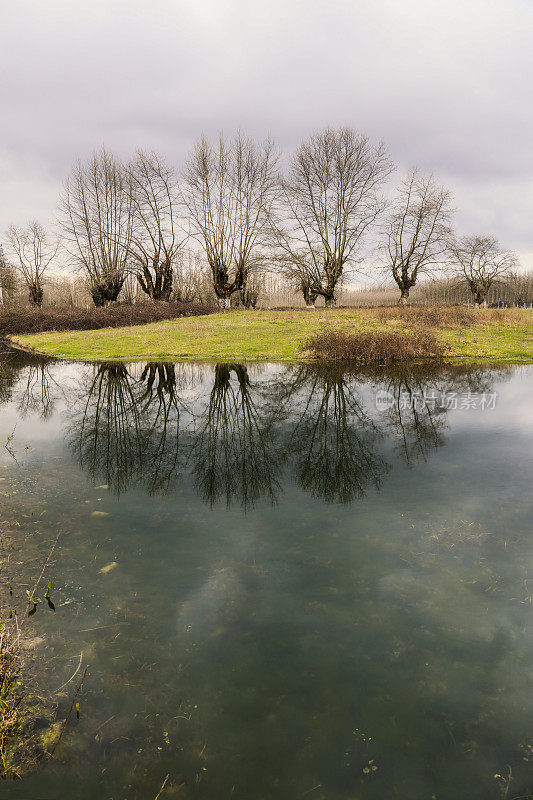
184;133;278;308
274;128;392;308
60;148;133;306
383;168;453;304
172;249;214;303
127;150;186;300
0;245;16;305
5;221;58;306
449;235;518;307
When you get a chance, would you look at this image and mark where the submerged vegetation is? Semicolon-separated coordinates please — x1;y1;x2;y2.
0;533;67;779
0;619;54;778
0;620;20;776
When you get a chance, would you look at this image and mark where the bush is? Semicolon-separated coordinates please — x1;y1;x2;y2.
302;329;451;363
0;301;218;337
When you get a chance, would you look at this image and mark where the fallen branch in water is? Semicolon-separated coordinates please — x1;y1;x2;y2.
48;667;87;760
153;774;170;799
2;427;18;463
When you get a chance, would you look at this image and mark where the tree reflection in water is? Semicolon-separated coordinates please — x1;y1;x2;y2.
192;363;281;509
375;362;509;464
283;364;388;503
0;347;23;407
69;362;184;495
380;366;448;464
0;346;58;415
0;348;509;509
17;361;61;420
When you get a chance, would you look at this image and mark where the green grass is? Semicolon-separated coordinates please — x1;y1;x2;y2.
11;308;533;363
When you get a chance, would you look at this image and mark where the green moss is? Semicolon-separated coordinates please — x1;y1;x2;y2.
38;719;62;749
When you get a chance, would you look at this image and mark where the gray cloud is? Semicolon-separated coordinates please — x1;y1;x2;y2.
1;0;532;262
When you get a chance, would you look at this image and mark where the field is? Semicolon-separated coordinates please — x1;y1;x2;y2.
10;307;533;363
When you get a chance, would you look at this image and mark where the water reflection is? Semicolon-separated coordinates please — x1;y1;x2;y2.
0;349;510;508
68;362;184;495
378;363;501;464
17;360;61;420
0;345;55;409
193;363;281;508
0;348;530;800
284;365;387;502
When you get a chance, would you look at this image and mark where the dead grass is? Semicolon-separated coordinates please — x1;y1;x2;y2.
0;622;21;776
0;533;62;778
362;305;526;328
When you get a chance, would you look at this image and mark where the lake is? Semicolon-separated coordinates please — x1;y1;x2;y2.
0;347;532;799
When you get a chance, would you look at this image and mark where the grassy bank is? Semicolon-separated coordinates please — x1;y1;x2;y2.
10;307;533;363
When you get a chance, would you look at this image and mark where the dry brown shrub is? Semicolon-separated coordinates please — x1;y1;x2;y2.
302;329;450;363
0;301;218;337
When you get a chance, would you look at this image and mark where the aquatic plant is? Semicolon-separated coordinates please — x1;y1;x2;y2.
0;534;61;777
0;620;20;775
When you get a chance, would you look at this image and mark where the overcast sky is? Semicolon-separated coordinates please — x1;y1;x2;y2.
1;0;532;266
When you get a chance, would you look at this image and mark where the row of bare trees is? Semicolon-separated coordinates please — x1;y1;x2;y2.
1;128;523;309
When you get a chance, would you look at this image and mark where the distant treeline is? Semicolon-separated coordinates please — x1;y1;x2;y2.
0;127;530;310
1;261;532;311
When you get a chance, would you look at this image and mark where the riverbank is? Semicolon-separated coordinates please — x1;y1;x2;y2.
9;307;533;363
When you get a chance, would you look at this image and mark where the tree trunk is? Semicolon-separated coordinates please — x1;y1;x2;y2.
28;284;43;307
241;288;259;309
160;262;173;301
137;263;173;301
301;282;317;309
91;276;124;306
473;290;486;308
398;287;410;305
324;294;335;309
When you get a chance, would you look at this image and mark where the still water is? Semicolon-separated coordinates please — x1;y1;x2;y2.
0;348;532;799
